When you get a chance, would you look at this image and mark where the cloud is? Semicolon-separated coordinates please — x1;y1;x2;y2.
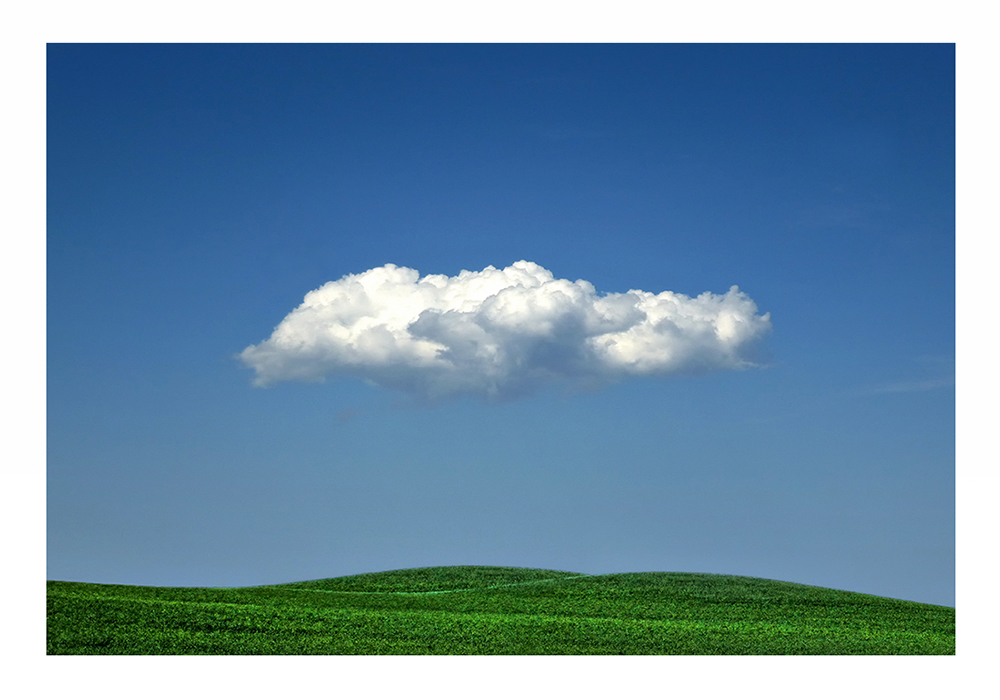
239;261;772;401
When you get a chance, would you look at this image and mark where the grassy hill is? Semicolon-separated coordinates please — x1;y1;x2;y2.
47;566;955;654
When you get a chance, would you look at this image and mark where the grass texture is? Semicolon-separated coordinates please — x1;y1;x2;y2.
47;566;955;655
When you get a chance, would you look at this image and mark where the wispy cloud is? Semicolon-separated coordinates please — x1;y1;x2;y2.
239;261;772;401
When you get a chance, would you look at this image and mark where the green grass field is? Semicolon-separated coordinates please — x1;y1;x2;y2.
47;566;955;655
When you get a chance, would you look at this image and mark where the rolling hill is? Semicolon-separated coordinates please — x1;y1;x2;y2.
46;566;955;654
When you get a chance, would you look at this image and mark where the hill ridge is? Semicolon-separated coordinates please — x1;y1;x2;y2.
276;572;596;596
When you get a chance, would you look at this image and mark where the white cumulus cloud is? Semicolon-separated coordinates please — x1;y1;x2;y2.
239;261;771;400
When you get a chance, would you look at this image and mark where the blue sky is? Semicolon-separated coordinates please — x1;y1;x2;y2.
46;43;955;606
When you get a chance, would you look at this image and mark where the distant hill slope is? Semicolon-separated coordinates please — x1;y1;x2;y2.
47;566;955;655
268;565;585;593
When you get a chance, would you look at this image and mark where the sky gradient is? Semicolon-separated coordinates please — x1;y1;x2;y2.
47;44;955;606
